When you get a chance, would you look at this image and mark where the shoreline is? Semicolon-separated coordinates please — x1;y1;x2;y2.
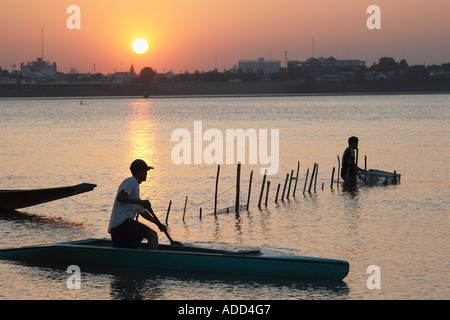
1;90;449;101
1;79;449;100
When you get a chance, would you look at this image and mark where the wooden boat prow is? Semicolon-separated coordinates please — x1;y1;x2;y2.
0;183;97;210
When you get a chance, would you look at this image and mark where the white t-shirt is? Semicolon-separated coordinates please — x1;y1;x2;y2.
108;176;145;233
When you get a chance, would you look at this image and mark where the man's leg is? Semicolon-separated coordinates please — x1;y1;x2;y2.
145;228;158;250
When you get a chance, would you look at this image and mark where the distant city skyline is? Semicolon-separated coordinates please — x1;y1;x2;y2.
1;0;449;74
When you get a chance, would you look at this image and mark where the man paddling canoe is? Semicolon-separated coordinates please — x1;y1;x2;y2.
108;159;166;249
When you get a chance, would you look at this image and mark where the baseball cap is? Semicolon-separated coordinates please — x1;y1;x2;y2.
130;159;154;174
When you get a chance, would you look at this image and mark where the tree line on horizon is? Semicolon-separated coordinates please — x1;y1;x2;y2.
131;57;450;85
1;56;449;90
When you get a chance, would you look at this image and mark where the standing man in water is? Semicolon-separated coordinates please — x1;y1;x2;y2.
108;159;166;249
341;136;364;184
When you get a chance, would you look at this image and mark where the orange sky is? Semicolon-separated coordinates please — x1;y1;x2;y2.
0;0;449;74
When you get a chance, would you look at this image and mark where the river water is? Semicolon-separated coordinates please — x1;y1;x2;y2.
0;94;448;300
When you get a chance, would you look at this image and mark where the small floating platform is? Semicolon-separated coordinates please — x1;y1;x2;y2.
357;169;401;186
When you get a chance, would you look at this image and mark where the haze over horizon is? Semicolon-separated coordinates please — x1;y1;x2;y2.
1;0;449;74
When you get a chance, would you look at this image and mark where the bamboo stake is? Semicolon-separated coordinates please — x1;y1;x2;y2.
214;165;220;215
281;173;289;201
303;168;309;195
314;163;318;192
337;155;341;186
265;181;270;206
308;163;316;193
275;183;281;203
258;169;267;208
331;167;335;190
293;161;300;197
235;162;241;212
165;200;172;225
287;169;293;199
182;196;188;222
246;170;253;209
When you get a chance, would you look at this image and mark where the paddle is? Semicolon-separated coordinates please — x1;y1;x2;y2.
146;209;183;246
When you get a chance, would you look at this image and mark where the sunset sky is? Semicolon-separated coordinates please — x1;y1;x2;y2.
1;0;449;74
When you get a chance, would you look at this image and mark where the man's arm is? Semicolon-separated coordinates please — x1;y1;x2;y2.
117;190;166;231
117;189;149;207
138;209;159;226
139;208;167;232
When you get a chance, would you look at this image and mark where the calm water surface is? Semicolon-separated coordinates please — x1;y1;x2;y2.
0;94;448;300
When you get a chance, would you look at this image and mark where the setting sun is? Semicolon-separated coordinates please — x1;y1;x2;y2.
132;38;149;54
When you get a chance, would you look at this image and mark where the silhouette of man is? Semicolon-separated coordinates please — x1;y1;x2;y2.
108;159;166;249
341;136;363;184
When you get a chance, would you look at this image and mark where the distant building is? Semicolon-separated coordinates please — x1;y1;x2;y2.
287;60;301;69
113;72;131;83
289;56;365;71
238;57;281;74
332;58;366;70
21;58;57;79
317;74;343;83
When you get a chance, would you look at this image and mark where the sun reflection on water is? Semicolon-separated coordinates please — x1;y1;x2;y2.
126;100;158;192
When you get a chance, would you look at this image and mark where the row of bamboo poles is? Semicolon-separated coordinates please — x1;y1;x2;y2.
163;154;369;224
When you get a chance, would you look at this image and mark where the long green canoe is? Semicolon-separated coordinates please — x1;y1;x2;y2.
0;238;349;280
